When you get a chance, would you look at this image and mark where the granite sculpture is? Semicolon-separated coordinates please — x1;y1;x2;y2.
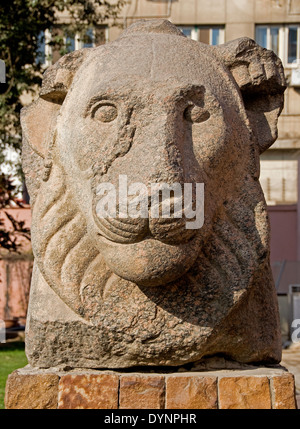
21;19;286;368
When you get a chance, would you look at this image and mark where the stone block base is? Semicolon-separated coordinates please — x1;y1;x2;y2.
5;365;297;409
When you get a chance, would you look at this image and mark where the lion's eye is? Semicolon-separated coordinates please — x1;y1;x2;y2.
184;105;210;123
93;104;118;122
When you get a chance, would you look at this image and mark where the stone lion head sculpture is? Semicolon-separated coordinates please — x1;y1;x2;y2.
22;20;286;368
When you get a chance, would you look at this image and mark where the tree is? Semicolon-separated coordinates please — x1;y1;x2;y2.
0;173;30;253
0;0;125;178
0;1;125;251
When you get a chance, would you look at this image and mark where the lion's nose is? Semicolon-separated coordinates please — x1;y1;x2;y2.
94;114;199;243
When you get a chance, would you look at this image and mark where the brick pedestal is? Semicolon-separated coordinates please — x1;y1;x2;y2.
5;365;297;409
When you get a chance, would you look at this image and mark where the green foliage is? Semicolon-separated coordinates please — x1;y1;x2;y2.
0;0;125;162
0;1;125;251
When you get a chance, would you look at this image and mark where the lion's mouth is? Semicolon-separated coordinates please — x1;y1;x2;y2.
94;213;197;245
94;228;201;287
90;189;202;286
90;207;201;286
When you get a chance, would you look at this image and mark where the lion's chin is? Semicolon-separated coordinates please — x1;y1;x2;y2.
94;234;201;287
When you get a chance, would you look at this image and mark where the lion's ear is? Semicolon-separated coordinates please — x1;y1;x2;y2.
214;37;286;153
21;48;90;158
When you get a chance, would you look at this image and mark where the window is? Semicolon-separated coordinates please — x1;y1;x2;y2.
41;26;108;65
260;152;298;205
256;24;300;66
36;30;52;66
287;25;300;63
36;31;45;63
177;26;225;45
82;28;94;48
63;28;94;52
65;34;75;53
178;26;197;40
256;26;279;56
64;27;108;52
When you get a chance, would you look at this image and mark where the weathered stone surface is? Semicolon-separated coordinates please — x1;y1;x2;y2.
21;19;286;369
4;366;297;409
5;370;59;409
58;373;119;409
271;373;297;409
119;374;165;409
165;375;217;409
218;376;271;409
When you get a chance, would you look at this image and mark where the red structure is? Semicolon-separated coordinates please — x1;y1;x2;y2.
0;207;32;323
